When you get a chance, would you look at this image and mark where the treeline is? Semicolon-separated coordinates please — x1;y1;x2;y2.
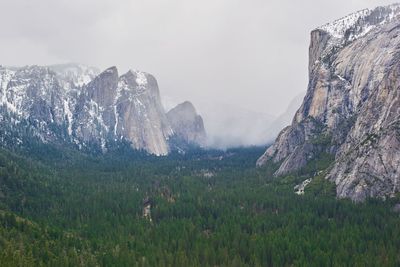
0;143;399;266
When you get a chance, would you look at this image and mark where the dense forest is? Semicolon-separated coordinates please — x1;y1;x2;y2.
0;142;399;266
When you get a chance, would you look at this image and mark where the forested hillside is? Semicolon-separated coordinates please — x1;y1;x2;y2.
0;144;400;266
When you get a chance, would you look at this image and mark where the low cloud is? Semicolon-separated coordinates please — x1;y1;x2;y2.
0;0;394;147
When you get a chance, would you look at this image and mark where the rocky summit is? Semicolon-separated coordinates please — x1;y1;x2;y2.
257;4;400;201
0;63;206;155
167;101;206;148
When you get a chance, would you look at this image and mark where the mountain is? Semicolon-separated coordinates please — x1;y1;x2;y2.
0;64;206;155
257;4;400;201
166;101;206;147
261;92;306;142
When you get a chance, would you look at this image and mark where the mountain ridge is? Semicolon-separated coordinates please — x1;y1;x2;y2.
0;63;206;155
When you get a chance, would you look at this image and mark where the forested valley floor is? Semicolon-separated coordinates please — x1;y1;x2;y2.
0;143;399;266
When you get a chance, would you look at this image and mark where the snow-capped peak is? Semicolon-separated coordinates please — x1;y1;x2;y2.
319;9;371;39
318;4;400;41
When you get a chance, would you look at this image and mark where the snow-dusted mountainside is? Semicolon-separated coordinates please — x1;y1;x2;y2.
0;64;206;155
257;4;400;201
318;4;400;41
49;63;100;87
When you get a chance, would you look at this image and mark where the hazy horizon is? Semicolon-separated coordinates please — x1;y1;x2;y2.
0;0;396;147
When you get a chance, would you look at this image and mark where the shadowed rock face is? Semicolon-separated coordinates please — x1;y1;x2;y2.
167;101;207;147
0;64;205;155
257;4;400;201
74;66;120;146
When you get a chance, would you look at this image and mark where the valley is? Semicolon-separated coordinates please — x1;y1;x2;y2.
0;2;400;266
0;143;399;266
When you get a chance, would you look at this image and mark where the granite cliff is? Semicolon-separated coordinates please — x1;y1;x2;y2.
257;4;400;201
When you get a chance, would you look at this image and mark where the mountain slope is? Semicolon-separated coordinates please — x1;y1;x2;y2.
0;64;206;155
257;4;400;201
167;101;207;147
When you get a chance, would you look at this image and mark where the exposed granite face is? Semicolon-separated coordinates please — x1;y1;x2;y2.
114;70;173;155
328;64;400;201
257;4;400;201
257;119;320;167
167;101;207;147
0;64;206;155
73;66;120;149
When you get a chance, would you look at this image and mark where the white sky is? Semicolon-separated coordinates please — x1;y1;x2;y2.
0;0;396;145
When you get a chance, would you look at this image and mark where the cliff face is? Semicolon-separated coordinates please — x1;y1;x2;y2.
73;67;173;155
257;4;400;201
0;64;205;155
167;101;207;147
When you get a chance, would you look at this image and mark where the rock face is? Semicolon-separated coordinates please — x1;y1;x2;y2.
0;64;206;155
257;4;400;201
167;101;207;147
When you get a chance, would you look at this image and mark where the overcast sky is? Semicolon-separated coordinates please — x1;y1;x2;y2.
0;0;396;146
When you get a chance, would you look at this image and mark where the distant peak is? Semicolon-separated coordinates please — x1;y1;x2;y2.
180;101;195;108
103;66;118;74
173;101;196;113
95;67;119;81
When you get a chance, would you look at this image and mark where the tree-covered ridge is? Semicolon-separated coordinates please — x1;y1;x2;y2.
0;144;399;266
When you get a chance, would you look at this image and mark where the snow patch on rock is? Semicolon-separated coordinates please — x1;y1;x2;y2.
318;3;400;42
133;70;148;87
294;179;313;195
